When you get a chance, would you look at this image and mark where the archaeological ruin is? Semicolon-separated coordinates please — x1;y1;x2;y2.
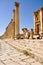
34;8;43;38
1;2;20;39
0;2;43;39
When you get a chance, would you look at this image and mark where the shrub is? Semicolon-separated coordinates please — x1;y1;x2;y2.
23;50;35;58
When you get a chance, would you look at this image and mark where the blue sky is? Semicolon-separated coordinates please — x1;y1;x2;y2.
0;0;43;35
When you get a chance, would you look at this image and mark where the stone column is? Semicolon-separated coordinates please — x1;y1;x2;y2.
40;8;43;34
34;13;36;34
10;10;15;38
15;2;20;38
13;10;15;22
40;8;43;37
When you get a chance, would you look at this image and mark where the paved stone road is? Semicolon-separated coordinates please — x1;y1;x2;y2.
0;39;42;65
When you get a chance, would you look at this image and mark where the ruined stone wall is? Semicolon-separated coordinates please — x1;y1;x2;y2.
6;21;15;38
34;11;40;34
34;7;43;35
1;20;15;39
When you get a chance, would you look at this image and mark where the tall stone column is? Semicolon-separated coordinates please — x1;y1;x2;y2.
39;8;43;38
34;13;36;34
13;10;15;22
15;2;20;38
11;10;15;38
40;8;43;34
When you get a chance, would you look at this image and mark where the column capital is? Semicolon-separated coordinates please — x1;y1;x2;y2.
13;10;15;13
15;2;19;7
40;7;43;11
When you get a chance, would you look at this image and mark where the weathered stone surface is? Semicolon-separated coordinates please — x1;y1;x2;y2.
22;28;30;39
0;39;43;65
1;19;15;39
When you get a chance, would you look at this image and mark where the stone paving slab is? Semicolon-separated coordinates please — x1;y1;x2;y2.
5;39;43;62
0;39;42;65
